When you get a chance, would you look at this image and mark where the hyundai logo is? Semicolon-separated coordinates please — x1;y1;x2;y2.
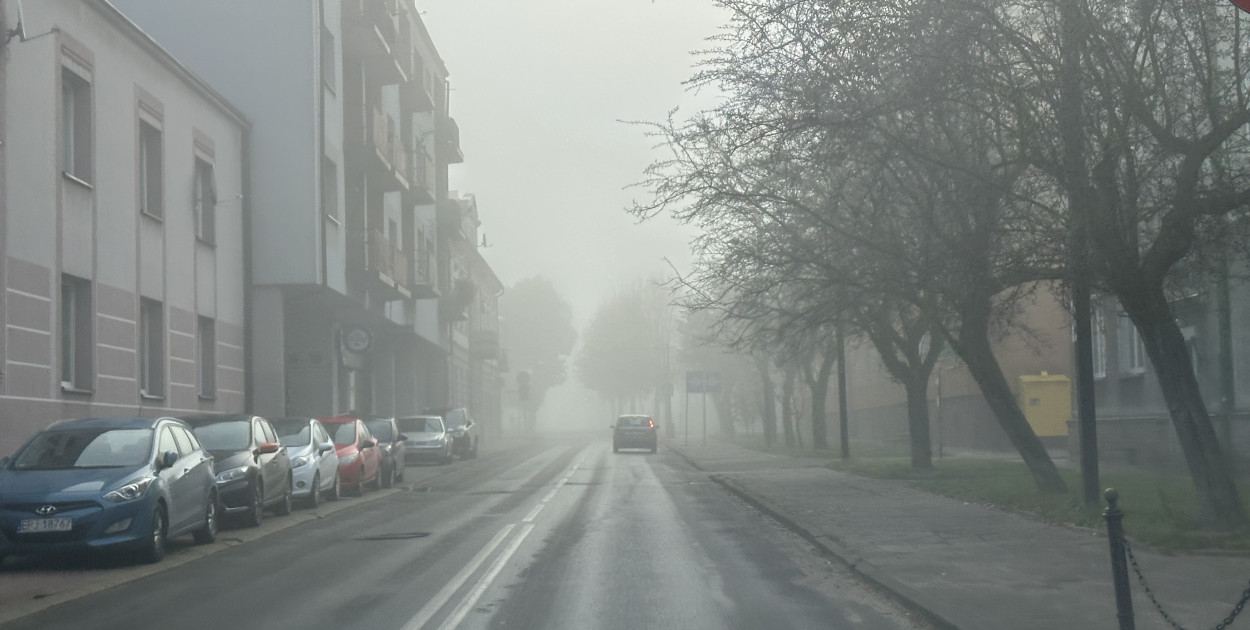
35;505;58;516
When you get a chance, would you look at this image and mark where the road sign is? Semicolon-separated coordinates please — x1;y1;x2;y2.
686;371;722;394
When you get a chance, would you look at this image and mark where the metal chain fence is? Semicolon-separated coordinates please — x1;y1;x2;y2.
1121;536;1250;630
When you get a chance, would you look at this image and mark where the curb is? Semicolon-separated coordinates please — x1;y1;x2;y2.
664;439;961;630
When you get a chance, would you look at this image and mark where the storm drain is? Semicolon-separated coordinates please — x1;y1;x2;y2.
354;532;431;541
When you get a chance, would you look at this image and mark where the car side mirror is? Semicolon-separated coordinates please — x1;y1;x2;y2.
361;438;377;449
258;442;280;455
396;433;408;442
318;442;334;454
159;451;178;470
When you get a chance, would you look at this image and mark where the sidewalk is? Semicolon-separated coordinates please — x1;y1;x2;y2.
665;438;1250;630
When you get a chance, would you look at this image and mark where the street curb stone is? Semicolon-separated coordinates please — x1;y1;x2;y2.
665;440;961;630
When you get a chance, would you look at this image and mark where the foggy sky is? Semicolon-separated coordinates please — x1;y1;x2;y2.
419;0;727;324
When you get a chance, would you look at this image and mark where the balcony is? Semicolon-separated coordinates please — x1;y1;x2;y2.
361;228;411;301
410;239;438;299
400;56;435;113
436;198;464;241
437;116;464;164
343;0;407;85
470;330;500;360
407;147;435;204
367;107;407;192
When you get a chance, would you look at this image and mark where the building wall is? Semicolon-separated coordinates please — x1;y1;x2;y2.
0;0;248;456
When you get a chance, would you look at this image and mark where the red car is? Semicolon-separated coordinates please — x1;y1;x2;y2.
317;418;382;496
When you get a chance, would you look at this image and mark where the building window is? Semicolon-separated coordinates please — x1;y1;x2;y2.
1092;309;1107;379
322;157;340;223
194;158;216;244
321;27;337;92
140;298;165;398
60;275;93;390
197;316;216;398
62;69;92;183
139;121;163;219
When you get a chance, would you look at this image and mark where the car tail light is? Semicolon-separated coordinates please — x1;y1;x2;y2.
648;419;655;428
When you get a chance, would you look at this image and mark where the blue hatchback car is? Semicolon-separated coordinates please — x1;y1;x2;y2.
0;417;219;565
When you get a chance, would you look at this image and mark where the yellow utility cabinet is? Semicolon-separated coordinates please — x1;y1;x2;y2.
1018;372;1072;437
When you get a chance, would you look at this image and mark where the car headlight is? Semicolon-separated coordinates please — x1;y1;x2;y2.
215;466;250;483
104;477;156;503
340;452;359;465
290;455;310;468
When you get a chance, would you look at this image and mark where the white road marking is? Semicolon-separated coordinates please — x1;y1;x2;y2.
401;525;515;630
522;503;545;523
437;523;536;630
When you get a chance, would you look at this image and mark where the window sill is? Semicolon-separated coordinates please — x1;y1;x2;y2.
195;236;217;248
62;171;93;189
61;383;94;395
141;209;164;223
198;393;217;401
140;391;165;401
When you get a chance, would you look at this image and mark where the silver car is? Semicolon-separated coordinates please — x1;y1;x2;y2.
397;416;453;465
271;418;340;507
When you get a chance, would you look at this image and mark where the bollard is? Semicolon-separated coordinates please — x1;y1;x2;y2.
1104;488;1135;630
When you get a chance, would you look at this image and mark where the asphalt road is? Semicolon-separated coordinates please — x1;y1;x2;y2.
0;433;927;630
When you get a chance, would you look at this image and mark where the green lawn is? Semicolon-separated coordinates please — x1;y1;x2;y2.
721;434;1250;552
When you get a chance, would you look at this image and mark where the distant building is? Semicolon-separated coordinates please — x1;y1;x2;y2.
0;0;250;454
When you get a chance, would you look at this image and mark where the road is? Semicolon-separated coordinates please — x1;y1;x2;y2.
0;432;927;630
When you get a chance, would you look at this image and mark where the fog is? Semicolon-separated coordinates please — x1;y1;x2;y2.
420;0;727;325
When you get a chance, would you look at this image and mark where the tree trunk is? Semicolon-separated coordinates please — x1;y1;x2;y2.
836;327;850;459
951;303;1067;493
904;373;934;470
781;365;797;448
805;348;836;450
1120;284;1247;528
755;356;778;447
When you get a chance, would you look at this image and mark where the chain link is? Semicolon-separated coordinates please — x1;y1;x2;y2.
1122;538;1250;630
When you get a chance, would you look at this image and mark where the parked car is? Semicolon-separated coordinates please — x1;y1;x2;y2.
424;408;478;459
396;415;453;464
0;417;218;565
362;416;408;488
317;418;382;496
271;418;340;507
181;414;293;527
612;415;658;453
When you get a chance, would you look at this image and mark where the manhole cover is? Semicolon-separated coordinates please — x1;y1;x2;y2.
355;532;431;541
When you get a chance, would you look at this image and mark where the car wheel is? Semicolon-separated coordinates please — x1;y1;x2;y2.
192;492;219;544
353;466;367;495
307;473;322;508
329;472;341;501
245;483;264;527
395;460;405;483
142;506;168;564
275;477;293;516
381;463;394;489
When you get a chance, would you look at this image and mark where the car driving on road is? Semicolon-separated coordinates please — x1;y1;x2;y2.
181;414;293;527
612;415;658;453
0;417;219;565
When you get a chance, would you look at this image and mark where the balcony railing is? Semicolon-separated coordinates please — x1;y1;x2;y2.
365;228;411;301
437;116;463;164
408;146;435;203
343;0;406;85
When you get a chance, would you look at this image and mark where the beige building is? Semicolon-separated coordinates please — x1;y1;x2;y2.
0;0;250;455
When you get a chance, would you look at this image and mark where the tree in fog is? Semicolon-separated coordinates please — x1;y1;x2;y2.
499;277;578;415
576;281;673;414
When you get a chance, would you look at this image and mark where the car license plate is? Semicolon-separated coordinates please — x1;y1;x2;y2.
18;517;73;533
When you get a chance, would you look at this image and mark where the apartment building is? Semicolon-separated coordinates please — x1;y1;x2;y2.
0;0;250;455
112;0;487;419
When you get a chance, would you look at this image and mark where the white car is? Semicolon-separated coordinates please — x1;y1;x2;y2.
271;418;340;507
397;415;454;465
